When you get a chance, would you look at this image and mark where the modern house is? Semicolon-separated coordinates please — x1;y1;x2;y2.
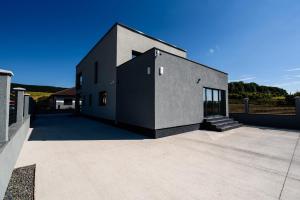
76;23;241;138
49;88;76;110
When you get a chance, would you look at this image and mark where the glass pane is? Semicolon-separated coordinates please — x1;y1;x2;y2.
213;90;219;102
206;89;212;101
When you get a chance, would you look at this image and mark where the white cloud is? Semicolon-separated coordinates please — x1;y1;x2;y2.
207;45;221;55
286;68;300;72
275;80;300;87
283;74;300;79
229;76;256;82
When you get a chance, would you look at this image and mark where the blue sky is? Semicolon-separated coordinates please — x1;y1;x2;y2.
1;0;300;93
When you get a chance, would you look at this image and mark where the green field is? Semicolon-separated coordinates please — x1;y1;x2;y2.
27;91;53;101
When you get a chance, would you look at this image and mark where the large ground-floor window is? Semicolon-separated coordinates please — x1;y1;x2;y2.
203;87;226;117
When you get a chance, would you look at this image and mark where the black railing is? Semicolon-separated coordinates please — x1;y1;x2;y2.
9;90;17;126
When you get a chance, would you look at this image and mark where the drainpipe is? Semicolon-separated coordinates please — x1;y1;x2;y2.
0;69;13;142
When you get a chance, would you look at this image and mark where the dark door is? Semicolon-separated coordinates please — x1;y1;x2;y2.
203;88;226;117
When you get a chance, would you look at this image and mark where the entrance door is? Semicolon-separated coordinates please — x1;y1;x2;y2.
203;88;226;117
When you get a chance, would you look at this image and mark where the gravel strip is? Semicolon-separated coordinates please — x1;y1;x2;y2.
4;164;36;200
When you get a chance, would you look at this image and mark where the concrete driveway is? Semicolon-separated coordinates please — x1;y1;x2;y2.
16;114;300;200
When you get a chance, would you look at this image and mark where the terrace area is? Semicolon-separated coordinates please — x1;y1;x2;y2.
16;114;300;200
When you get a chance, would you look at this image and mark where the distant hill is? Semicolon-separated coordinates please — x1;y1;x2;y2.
11;83;67;93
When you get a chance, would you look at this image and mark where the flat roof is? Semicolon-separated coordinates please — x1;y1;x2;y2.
116;23;186;52
118;47;227;75
76;23;186;67
156;48;228;75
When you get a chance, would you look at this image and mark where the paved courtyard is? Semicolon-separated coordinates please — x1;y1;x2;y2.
16;114;300;200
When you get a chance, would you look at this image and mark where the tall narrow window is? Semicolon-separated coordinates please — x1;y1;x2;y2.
99;91;107;106
76;72;83;89
89;94;92;106
94;61;98;84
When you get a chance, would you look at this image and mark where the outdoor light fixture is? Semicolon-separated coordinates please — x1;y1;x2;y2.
147;67;151;75
159;67;164;75
155;50;161;57
197;78;201;84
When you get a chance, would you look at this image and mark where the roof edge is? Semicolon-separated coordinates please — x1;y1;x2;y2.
76;23;118;67
116;23;186;52
117;47;228;75
155;48;228;75
76;22;187;68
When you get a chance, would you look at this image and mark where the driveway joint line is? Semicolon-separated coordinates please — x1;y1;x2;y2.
278;133;300;199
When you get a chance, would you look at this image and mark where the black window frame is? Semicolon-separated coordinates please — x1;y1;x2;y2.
203;87;226;117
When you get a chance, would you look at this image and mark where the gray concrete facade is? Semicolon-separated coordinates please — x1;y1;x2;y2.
154;49;228;129
0;69;13;142
116;50;155;129
77;23;228;135
76;23;187;122
77;26;118;120
116;48;228;132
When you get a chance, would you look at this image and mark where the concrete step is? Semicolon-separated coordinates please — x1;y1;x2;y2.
216;123;243;132
205;117;229;123
213;120;239;127
201;116;242;132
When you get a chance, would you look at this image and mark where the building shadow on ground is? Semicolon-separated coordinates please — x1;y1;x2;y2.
28;114;148;141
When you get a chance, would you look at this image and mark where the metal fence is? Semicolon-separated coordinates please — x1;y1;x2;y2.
229;103;296;115
9;90;17;125
229;98;296;115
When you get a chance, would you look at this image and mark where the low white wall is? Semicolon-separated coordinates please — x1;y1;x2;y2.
0;117;30;200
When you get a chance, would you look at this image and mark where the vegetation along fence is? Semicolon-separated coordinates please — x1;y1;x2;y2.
229;81;298;115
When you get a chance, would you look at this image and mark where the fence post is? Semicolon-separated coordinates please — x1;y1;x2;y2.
24;94;30;118
0;69;13;142
244;98;249;114
296;96;300;118
14;87;26;124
